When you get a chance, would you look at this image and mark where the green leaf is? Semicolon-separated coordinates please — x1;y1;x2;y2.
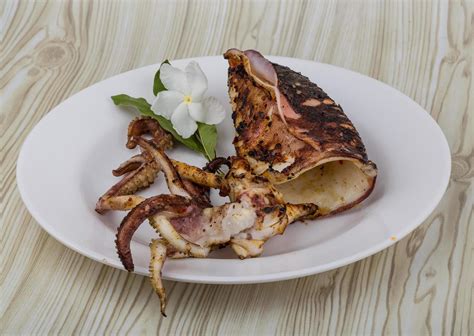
111;94;206;155
197;123;218;160
111;94;155;117
153;60;170;96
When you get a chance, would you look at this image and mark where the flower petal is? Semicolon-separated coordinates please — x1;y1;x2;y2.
185;61;207;100
160;64;188;93
187;102;206;123
171;103;197;138
151;90;184;119
201;97;226;124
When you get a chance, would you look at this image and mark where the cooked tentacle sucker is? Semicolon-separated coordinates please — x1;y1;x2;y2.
224;49;377;215
95;156;160;214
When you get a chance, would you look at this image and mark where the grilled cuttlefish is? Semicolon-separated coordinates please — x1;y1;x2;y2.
224;49;377;215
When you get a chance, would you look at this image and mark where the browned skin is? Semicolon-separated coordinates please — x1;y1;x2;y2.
224;49;376;214
95;152;214;213
95;118;211;213
204;157;231;196
204;157;231;173
226;59;314;178
273;64;368;161
95;163;212;214
225;51;375;181
96;117;172;214
112;154;147;176
126;116;173;150
171;160;226;193
132;137;212;208
115;194;198;271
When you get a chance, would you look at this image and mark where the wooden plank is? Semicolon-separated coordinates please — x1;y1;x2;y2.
0;0;472;334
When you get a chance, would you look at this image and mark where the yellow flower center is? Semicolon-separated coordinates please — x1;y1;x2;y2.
183;95;192;104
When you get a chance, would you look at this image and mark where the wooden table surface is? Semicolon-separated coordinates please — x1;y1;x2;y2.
1;0;472;334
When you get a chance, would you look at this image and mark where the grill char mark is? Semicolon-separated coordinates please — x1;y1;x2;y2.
273;63;368;162
227;63;313;173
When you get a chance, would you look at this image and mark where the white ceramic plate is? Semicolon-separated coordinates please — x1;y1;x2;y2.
17;56;451;284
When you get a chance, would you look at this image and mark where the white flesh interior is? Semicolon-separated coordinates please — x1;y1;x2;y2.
275;160;372;214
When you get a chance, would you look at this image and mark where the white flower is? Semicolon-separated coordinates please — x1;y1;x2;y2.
151;61;226;138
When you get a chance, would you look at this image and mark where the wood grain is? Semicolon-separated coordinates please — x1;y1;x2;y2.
1;0;472;334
